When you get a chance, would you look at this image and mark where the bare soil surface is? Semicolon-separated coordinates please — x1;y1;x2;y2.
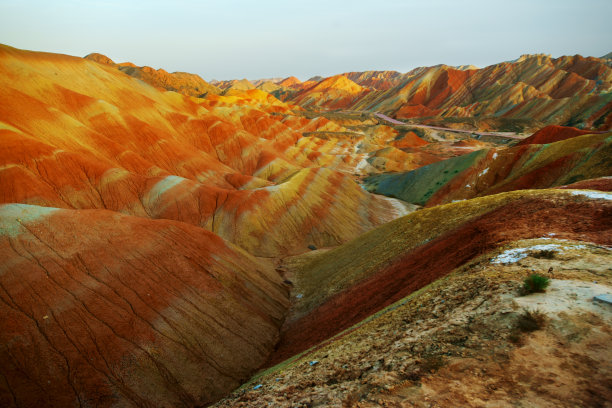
213;240;612;407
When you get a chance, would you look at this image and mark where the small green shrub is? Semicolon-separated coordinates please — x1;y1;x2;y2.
522;273;550;294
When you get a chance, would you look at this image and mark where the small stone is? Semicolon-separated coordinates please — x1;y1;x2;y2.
594;294;612;305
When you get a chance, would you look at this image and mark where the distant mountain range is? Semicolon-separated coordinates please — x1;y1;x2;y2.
88;51;611;131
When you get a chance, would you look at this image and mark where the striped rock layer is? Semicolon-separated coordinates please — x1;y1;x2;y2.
0;44;422;406
0;43;412;257
276;54;612;130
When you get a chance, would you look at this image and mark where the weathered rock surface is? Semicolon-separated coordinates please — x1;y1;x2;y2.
0;204;289;407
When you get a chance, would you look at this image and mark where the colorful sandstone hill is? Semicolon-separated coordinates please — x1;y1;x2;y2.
266;54;612;130
0;43;419;406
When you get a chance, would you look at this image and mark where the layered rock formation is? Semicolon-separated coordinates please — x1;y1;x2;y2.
0;44;423;406
273;54;612;130
269;189;612;365
2;42;610;408
0;44;409;257
364;129;612;206
0;204;289;407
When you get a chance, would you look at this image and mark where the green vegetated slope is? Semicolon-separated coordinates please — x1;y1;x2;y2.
363;149;486;205
364;132;611;206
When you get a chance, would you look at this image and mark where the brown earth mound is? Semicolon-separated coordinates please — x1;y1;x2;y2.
558;176;612;191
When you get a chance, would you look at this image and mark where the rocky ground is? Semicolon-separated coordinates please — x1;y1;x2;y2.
213;239;612;407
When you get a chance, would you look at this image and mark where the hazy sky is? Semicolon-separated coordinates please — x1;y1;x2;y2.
1;0;610;81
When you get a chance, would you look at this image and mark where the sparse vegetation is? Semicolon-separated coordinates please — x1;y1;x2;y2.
522;273;550;294
531;249;556;259
509;309;547;343
517;309;547;332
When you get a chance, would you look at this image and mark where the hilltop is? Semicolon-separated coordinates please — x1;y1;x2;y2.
84;52;221;97
215;230;612;407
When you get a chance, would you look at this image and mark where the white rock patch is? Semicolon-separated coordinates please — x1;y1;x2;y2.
492;243;587;264
571;190;612;201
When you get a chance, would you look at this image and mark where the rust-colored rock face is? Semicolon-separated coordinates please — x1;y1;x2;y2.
0;44;412;257
3;41;611;408
0;44;426;406
0;43;423;406
0;204;289;407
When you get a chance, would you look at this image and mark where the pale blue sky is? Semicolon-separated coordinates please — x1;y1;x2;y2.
0;0;610;81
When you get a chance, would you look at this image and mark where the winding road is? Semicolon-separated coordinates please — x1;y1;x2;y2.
374;112;526;139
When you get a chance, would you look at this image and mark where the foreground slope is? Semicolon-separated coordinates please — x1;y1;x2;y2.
0;204;289;407
269;189;612;364
216;236;612;407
